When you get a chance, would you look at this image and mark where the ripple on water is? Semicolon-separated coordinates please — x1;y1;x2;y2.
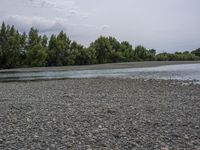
0;64;200;83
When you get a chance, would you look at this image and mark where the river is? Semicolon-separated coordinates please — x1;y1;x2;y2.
0;63;200;82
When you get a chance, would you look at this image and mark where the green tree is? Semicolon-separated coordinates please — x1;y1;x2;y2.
192;48;200;57
47;35;59;66
74;47;96;65
19;32;27;66
149;49;156;56
0;48;2;67
134;45;148;61
47;31;71;66
26;44;47;67
90;36;112;64
108;36;121;52
0;22;199;69
5;32;21;68
27;28;41;48
120;41;134;61
0;22;7;67
26;27;47;67
147;49;156;60
0;24;22;68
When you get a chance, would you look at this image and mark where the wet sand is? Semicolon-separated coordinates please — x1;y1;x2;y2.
0;78;200;149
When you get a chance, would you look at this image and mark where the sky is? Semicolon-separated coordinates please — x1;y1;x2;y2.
0;0;200;52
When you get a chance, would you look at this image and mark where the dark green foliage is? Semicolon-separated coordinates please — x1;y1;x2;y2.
192;48;200;57
156;52;199;61
119;41;134;62
70;41;96;65
89;36;112;64
0;22;199;69
26;44;47;67
134;46;149;61
26;27;47;67
108;37;121;52
0;23;24;68
47;31;71;66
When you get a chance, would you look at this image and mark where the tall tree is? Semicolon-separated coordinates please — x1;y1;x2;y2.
90;36;112;64
192;48;200;57
26;44;47;67
47;31;71;66
134;45;148;61
19;32;27;65
0;22;7;67
0;24;22;68
0;22;199;69
120;41;134;61
108;36;121;52
26;27;47;67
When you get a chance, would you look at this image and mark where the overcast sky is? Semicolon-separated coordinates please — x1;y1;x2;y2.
0;0;200;52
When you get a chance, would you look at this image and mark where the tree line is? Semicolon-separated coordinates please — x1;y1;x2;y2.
0;22;199;69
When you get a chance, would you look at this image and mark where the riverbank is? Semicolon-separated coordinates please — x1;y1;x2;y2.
0;61;200;73
0;78;200;149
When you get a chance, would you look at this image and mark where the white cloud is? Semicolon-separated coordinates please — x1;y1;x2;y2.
101;25;110;31
27;0;55;8
68;8;78;15
3;14;98;46
4;15;67;33
37;0;76;10
0;0;200;51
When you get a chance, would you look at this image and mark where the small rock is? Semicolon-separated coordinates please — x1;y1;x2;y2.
88;133;93;138
161;146;169;150
184;135;189;140
66;128;72;131
86;145;92;150
27;118;31;122
0;139;3;144
34;135;39;138
51;144;56;148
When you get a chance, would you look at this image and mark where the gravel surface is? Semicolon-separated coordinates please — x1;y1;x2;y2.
0;78;200;149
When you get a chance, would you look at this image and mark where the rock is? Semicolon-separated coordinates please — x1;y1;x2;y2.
0;78;200;149
0;139;3;144
161;146;169;150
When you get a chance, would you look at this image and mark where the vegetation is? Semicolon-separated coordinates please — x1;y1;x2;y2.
0;22;199;69
191;48;200;57
156;51;199;61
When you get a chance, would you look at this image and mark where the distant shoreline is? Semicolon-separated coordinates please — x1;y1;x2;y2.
0;61;200;73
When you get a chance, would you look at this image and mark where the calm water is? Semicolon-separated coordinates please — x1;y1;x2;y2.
0;64;200;82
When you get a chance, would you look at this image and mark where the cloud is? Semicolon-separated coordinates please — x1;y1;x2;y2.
32;0;76;10
4;15;67;33
1;0;199;51
27;0;55;8
100;25;110;31
68;8;78;15
27;0;78;15
101;25;110;30
81;15;89;19
3;14;98;46
26;0;84;18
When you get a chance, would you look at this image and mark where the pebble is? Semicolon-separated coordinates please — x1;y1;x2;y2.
0;78;200;149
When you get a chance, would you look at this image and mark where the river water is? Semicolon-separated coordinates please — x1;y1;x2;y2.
0;64;200;82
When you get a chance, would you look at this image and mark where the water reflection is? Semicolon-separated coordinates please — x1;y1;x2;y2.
0;64;200;82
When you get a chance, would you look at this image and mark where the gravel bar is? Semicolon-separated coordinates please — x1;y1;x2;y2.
0;78;200;149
